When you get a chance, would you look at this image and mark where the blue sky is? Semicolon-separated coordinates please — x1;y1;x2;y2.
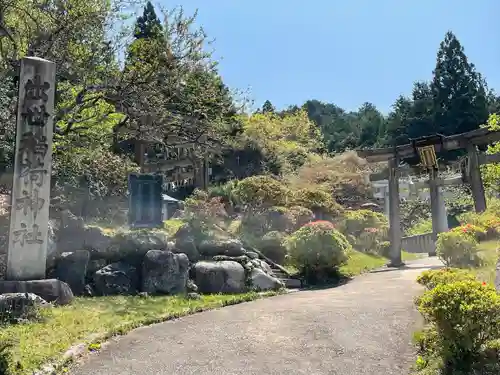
159;0;498;114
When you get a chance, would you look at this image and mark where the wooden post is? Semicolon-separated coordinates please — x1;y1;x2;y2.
7;57;56;280
467;144;487;213
387;157;403;267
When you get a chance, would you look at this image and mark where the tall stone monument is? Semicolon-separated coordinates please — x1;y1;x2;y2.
7;57;55;281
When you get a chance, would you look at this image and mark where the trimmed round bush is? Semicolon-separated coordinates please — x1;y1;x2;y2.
260;231;287;264
436;231;481;268
290;187;343;219
338;210;388;253
416;268;477;290
340;209;388;237
417;280;500;371
286;222;351;283
232;175;290;208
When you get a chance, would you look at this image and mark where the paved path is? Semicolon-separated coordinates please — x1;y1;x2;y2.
70;257;442;375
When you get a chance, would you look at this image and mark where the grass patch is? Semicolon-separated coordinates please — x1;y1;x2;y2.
163;219;184;237
0;292;279;374
339;250;424;277
339;251;387;276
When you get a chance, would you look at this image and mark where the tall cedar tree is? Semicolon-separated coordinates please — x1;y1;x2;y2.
431;31;488;136
134;1;163;40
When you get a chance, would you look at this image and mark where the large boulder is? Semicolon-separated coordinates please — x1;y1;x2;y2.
54;250;90;295
94;262;138;295
83;226;114;255
193;261;246;294
0;293;50;322
250;268;284;291
106;230;168;265
198;239;246;257
141;251;190;295
173;223;196;242
54;210;87;254
172;238;199;262
252;259;274;276
0;279;74;305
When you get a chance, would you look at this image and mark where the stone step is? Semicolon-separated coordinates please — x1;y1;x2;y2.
273;271;290;279
281;278;302;289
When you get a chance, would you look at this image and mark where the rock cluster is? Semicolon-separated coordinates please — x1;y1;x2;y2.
46;214;284;297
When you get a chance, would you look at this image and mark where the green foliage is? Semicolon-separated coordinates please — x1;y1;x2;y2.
482;114;500;192
290;187;343;218
183;189;228;238
133;1;163;39
400;199;431;234
417;268;478;290
52;146;139;219
288;152;374;208
450;224;487;241
207;180;239;208
416;280;500;372
232;175;290;208
233;110;323;175
259;231;287;264
340;210;388;237
285;222;351;283
435;231;481;268
338;210;388;253
407;219;433;236
0;339;14;375
460;209;500;240
431;32;488;137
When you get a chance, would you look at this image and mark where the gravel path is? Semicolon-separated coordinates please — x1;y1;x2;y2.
70;257;442;375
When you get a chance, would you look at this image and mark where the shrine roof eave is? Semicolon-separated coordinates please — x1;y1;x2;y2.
357;127;500;163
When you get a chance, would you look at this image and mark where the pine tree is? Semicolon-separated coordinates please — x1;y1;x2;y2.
431;31;488;136
134;1;163;40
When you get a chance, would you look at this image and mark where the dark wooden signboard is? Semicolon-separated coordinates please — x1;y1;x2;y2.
128;173;163;228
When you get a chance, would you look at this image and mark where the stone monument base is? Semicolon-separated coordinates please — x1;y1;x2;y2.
386;261;406;268
0;279;74;305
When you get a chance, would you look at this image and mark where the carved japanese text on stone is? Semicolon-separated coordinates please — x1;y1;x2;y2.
12;223;44;247
7;57;56;281
21;75;51;127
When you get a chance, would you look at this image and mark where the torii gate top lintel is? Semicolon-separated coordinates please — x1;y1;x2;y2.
356;128;500;163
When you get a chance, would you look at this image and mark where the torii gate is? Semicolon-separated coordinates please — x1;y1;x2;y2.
357;128;500;267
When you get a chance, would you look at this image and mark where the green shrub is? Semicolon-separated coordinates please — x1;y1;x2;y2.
340;210;388;236
377;241;391;257
435;231;481;268
407;218;433;236
450;224;487;241
414;324;440;357
232;175;290;209
460;211;500;240
285;222;351;284
207;180;238;204
417;268;477;290
0;339;13;375
416;280;500;372
290;187;343;219
263;205;314;233
259;231;287;264
183;189;228;239
338;210;388;253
